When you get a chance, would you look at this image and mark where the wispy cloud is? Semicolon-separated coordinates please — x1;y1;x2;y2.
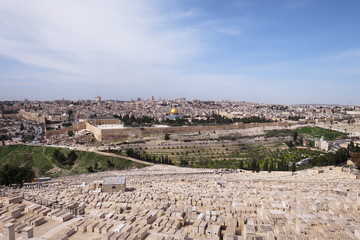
195;17;253;36
334;49;360;59
0;1;202;82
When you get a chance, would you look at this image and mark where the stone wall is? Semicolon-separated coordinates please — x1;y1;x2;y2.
88;118;121;125
44;120;296;142
85;122;102;141
94;122;295;142
45;122;86;137
19;109;46;123
1;113;20;119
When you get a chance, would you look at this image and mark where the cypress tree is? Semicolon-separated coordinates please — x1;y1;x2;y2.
263;160;269;172
292;161;296;173
256;163;260;173
251;159;256;172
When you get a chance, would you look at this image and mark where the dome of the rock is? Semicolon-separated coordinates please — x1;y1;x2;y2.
170;108;179;114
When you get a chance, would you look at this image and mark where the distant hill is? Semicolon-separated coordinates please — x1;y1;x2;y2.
0;144;145;177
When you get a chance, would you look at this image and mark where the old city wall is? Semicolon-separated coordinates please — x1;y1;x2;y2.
99;128;141;142
45;121;297;142
98;122;295;142
45;122;86;137
87;118;121;125
0;113;19;119
0;109;46;123
19;109;46;123
85;122;102;141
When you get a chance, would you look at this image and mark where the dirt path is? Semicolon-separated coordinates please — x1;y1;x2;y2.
41;145;66;174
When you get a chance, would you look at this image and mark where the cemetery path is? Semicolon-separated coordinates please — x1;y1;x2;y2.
38;217;82;239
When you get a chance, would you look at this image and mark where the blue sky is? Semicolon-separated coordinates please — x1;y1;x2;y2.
0;0;360;104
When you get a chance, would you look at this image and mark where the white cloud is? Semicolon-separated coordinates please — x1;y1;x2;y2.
334;49;360;59
0;0;202;82
194;17;249;37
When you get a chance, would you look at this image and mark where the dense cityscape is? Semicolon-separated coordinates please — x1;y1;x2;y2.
0;97;360;239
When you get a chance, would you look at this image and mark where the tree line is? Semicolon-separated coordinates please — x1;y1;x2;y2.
52;149;78;166
239;158;295;172
125;148;173;165
307;148;349;167
238;148;350;172
0;164;35;186
114;113;273;127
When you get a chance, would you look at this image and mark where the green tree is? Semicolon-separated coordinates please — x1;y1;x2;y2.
53;149;67;165
107;159;115;168
356;144;360;152
68;131;74;137
126;148;134;157
292;161;296;173
179;158;189;167
164;133;170;140
251;159;256;172
348;141;355;153
293;131;298;142
67;150;78;165
255;163;260;173
263;160;269;172
351;152;360;169
298;136;304;146
67;109;73;116
239;161;244;169
333;148;349;165
87;166;94;173
0;164;35;186
285;141;294;148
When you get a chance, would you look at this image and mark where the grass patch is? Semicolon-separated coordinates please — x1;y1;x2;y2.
265;126;347;141
0;145;145;177
265;129;294;137
297;126;347;141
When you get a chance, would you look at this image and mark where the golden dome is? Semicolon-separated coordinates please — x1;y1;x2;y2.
170;108;179;114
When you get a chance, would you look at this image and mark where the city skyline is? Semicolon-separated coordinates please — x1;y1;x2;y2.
1;0;360;104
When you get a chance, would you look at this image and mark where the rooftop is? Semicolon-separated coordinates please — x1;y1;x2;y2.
96;124;125;129
103;176;126;185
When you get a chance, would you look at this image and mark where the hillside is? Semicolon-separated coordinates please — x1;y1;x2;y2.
297;126;347;141
0;144;145;177
266;126;347;141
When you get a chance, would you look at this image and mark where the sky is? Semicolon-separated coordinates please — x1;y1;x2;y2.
0;0;360;104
